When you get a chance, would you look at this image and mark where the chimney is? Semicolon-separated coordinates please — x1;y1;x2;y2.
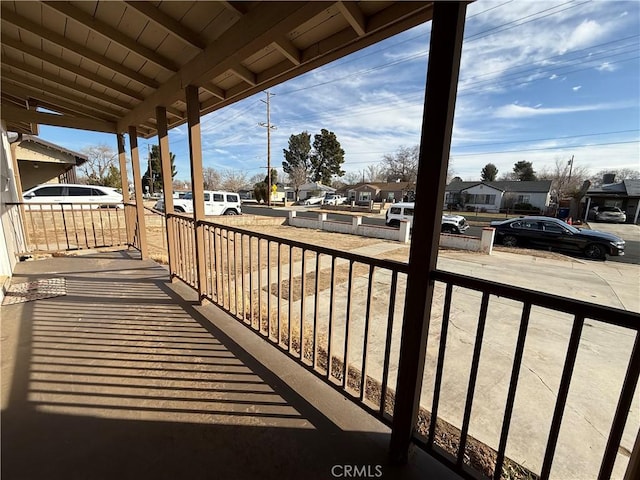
603;173;616;184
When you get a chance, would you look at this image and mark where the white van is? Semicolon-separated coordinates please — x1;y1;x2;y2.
385;202;469;234
23;183;123;209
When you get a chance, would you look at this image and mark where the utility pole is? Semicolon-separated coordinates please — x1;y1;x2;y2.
567;154;574;185
259;91;276;206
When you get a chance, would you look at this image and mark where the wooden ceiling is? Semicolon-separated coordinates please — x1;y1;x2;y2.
1;1;434;138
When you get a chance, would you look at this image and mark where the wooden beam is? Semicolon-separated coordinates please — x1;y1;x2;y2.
3;58;134;112
200;82;226;100
389;2;467;464
1;34;146;102
1;104;117;133
0;7;159;89
220;1;247;16
124;1;206;50
337;1;366;36
118;2;330;131
273;38;301;65
185;85;207;302
166;106;184;120
43;1;178;72
156;106;176;277
117;133;130;204
229;64;257;86
1;70;122;120
128;126;149;259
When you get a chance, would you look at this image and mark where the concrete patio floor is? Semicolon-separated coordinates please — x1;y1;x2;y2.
1;249;459;480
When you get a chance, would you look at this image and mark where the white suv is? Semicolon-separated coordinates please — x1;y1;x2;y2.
23;183;123;209
385;202;469;234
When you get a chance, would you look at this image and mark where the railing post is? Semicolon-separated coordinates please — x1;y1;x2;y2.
156;106;176;277
185;85;207;302
128;126;149;259
389;1;467;464
117;133;132;245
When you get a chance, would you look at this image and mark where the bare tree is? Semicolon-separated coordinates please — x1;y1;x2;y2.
287;163;308;201
341;171;362;185
589;168;640;187
203;167;221;190
79;145;119;185
538;157;589;202
382;145;419;182
365;164;385;182
220;169;248;192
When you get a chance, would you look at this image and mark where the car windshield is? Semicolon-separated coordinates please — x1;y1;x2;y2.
600;207;621;213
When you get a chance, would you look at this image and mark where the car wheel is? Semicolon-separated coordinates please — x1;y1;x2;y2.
388;220;400;228
224;209;238;215
441;225;456;234
502;235;518;247
175;206;185;213
584;243;606;260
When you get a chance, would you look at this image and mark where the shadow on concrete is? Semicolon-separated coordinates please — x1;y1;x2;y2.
1;251;456;480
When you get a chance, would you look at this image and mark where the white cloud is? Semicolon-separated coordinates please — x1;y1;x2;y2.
493;102;624;119
572;86;582;91
597;62;616;72
549;74;558;80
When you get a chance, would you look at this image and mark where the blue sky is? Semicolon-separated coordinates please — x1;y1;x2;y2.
40;0;640;183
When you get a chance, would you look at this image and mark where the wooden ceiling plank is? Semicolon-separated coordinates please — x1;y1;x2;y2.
229;64;256;86
3;55;136;111
118;2;331;131
165;106;184;120
336;2;366;36
124;1;206;50
0;6;160;89
1;103;117;133
220;2;247;17
2;70;122;119
272;38;301;65
42;1;179;72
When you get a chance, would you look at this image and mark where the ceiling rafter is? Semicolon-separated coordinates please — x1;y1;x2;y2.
118;1;331;131
42;1;178;73
1;35;146;102
2;103;117;133
2;70;123;120
220;2;248;16
272;38;301;65
200;83;226;100
123;1;207;50
336;2;366;36
3;57;135;112
229;65;257;86
0;6;159;89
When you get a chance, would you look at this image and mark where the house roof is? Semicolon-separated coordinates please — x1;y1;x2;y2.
588;179;640;197
446;180;552;193
1;1;434;138
624;179;640;196
17;135;88;165
347;181;416;191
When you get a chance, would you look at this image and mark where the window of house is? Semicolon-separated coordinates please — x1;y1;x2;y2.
517;194;530;203
360;192;371;201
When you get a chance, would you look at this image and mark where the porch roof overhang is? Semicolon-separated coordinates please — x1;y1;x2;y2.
1;1;434;139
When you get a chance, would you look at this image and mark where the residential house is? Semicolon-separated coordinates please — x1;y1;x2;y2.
445;180;552;212
584;178;640;224
13;135;87;190
341;181;416;203
298;181;335;200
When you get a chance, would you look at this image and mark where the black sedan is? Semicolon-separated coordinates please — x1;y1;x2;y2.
490;216;625;260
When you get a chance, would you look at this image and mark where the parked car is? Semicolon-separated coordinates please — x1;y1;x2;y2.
154;191;241;215
322;194;346;205
490;216;625;260
385;202;469;234
23;183;123;209
303;196;324;206
593;206;627;223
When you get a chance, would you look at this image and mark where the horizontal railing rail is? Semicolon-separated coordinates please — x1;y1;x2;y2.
163;213;639;480
8;201;126;254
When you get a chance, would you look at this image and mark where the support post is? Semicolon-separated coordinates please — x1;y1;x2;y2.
185;85;207;302
9;139;30;249
128;126;149;259
389;1;467;464
156;106;176;277
117;133;132;245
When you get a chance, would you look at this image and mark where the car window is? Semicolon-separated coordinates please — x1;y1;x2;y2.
389;207;401;215
68;186;92;196
511;220;538;230
33;186;65;196
542;222;565;233
226;194;239;203
204;193;210;201
213;193;224;201
91;188;107;196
